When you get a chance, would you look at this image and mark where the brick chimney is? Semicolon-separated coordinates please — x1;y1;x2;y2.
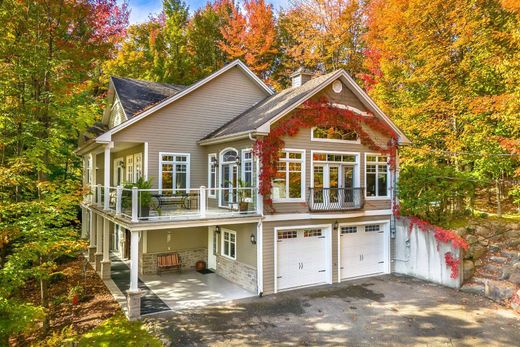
290;67;314;88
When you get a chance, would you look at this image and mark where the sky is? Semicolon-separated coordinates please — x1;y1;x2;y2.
124;0;290;24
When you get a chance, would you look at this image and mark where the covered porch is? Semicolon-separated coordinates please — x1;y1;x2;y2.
85;207;261;319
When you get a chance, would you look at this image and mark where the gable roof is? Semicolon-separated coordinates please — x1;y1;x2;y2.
201;70;410;145
95;60;274;142
111;77;186;119
202;72;337;140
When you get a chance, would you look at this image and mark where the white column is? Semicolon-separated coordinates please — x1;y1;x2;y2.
103;219;110;262
116;185;122;216
96;216;103;255
89;211;95;247
129;230;140;292
200;186;206;218
256;221;263;295
131;187;138;222
143;142;149;180
104;143;111;210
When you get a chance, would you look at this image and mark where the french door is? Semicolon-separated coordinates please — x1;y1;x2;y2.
313;164;355;208
220;163;238;208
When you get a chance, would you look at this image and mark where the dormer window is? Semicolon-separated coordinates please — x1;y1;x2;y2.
311;126;359;143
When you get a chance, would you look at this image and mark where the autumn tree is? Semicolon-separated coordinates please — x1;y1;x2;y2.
275;0;366;87
364;0;520;216
220;0;278;79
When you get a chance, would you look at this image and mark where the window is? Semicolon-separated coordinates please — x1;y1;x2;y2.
208;154;217;198
134;153;143;180
365;224;381;232
222;229;236;259
365;155;388;198
160;153;190;193
312;126;358;143
126;156;134;183
85;154;92;185
241;149;253;186
341;226;358;234
278;231;297;240
304;229;322;237
272;150;304;201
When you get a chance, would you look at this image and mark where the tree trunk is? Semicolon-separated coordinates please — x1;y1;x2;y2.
40;277;50;334
495;179;502;218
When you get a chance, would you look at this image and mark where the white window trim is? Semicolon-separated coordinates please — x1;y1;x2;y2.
241;148;253;185
218;147;240;208
221;228;237;260
158;152;191;193
364;153;390;200
310;150;360;189
272;148;306;203
310;127;361;144
86;153;93;185
113;157;124;186
208;153;217;198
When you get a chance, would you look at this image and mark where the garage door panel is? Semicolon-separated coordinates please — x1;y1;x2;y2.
277;228;329;291
340;224;386;280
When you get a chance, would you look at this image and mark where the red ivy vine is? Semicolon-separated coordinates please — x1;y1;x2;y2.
253;96;399;206
444;252;461;279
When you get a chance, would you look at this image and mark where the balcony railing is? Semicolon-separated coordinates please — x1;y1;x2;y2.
307;187;364;211
85;184;259;222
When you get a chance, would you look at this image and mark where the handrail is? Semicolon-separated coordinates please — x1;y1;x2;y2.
307;187;365;211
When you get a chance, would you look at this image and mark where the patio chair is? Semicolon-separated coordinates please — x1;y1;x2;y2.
157;253;182;273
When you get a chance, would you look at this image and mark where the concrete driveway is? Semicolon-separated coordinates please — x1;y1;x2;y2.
145;275;520;346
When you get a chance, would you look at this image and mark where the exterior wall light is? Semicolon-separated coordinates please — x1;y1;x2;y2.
250;233;256;244
215;225;221;234
333;221;339;231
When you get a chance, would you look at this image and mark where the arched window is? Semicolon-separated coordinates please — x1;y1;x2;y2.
222;149;238;163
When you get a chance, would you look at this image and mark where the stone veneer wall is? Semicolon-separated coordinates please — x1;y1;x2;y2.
140;247;207;275
216;255;257;293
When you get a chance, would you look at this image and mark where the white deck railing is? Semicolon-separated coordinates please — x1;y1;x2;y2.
86;184;260;222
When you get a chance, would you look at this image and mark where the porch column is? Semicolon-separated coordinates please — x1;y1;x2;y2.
88;211;97;262
127;229;142;320
95;214;103;272
103;143;112;210
100;218;111;279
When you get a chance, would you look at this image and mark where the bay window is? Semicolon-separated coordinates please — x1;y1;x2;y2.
365;154;388;198
272;149;305;201
160;153;190;193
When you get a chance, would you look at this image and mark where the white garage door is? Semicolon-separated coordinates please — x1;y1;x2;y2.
340;224;386;279
277;228;329;291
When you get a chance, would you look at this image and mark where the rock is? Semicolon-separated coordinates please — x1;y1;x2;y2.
470;245;487;260
463;260;475;281
511;290;520;313
466;234;478;245
509;271;520;285
475;225;495;238
513;262;520;270
500;266;512;280
489;244;501;252
455;227;467;237
484;280;515;302
475;259;483;267
505;229;520;239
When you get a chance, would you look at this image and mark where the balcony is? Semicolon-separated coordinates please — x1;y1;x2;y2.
307;187;365;211
85;185;260;223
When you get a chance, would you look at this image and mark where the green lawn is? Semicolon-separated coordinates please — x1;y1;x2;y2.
51;313;163;347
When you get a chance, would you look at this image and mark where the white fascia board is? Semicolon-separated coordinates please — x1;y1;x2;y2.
262;209;392;222
198;130;269;146
104;60;273;138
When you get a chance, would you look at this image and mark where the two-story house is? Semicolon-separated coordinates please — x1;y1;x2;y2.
77;60;409;319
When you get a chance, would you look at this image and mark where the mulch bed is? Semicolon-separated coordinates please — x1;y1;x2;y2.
11;254;120;346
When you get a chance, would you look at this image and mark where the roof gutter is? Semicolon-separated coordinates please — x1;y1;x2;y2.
198;131;267;146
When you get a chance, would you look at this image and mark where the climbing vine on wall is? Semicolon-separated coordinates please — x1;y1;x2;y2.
253;96;399;206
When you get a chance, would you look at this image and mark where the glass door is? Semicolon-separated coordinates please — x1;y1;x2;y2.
342;165;355;204
329;165;340;206
313;164;325;205
221;163;238;208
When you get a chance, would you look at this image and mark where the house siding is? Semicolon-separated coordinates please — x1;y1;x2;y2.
268;84;393;215
111;66;268;189
261;215;391;295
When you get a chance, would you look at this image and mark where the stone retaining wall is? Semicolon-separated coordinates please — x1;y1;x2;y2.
140;247;207;275
216;255;257;293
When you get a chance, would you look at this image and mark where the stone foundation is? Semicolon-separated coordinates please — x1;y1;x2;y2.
95;253;103;272
216;255;257;293
127;290;142;320
100;260;111;280
88;246;97;263
140;247;208;275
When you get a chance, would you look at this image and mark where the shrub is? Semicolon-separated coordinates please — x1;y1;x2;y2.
398;163;477;224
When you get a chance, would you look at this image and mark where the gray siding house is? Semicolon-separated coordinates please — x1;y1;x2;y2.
77;60;409;319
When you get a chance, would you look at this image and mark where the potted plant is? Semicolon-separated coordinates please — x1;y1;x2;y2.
237;179;253;212
124;177;153;219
